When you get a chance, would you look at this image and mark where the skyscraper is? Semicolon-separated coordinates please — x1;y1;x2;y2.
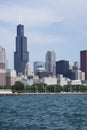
0;46;6;62
80;50;87;80
45;51;56;76
25;63;32;76
0;46;6;85
14;24;29;75
56;60;69;78
0;46;6;69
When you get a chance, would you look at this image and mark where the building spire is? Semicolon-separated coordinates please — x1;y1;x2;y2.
18;16;22;24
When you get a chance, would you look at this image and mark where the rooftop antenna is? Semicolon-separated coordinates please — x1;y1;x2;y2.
18;16;22;24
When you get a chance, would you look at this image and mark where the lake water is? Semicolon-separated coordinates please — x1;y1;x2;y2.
0;94;87;130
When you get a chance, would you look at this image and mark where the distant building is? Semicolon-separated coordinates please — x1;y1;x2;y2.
80;50;87;80
33;75;39;84
33;61;45;74
0;69;6;85
36;66;48;78
71;61;85;80
57;74;83;86
14;24;29;75
6;69;16;86
41;77;57;85
72;70;85;80
16;73;24;82
68;80;81;85
22;77;33;86
56;60;69;78
25;63;33;76
82;80;87;86
81;72;85;81
73;61;79;70
45;51;56;76
0;46;7;85
57;74;69;86
0;46;6;63
0;63;5;69
0;46;6;69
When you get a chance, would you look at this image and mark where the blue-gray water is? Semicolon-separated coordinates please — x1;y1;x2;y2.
0;94;87;130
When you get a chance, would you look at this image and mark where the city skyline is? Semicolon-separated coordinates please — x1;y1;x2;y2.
0;0;87;68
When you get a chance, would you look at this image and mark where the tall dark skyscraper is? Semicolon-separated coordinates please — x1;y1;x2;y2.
56;60;69;78
14;24;29;74
80;50;87;80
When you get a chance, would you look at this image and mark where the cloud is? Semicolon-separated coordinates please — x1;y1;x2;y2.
0;0;87;68
0;4;63;27
0;0;87;27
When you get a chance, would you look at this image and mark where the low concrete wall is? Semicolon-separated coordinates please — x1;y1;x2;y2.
0;89;12;94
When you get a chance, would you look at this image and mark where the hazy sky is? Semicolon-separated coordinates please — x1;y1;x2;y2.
0;0;87;68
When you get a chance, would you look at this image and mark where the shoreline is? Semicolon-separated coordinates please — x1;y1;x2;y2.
0;92;87;96
19;92;87;95
0;93;19;96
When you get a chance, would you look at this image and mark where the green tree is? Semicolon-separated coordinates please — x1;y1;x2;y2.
12;81;24;93
25;85;31;93
55;85;62;93
46;85;54;93
63;85;69;92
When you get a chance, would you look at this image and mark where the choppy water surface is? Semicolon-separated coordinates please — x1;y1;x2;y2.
0;94;87;130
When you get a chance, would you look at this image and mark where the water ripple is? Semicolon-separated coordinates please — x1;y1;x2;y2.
0;94;87;130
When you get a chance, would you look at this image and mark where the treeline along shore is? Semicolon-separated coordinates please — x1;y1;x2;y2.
0;81;87;94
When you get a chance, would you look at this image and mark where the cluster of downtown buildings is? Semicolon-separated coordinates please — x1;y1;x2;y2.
0;24;87;86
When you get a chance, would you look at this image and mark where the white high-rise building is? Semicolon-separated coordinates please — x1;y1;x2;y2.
25;63;33;76
0;46;6;69
45;51;56;76
72;61;85;80
0;46;6;63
